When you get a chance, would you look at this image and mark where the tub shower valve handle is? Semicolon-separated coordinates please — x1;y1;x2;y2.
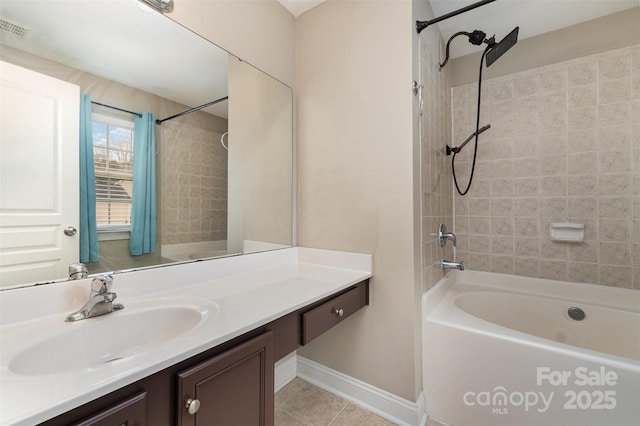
439;224;457;248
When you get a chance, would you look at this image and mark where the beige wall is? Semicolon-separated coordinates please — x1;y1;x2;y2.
227;57;293;253
296;0;419;401
452;44;640;289
170;0;296;88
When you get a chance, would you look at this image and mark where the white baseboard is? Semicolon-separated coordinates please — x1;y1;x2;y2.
274;352;297;392
296;356;427;426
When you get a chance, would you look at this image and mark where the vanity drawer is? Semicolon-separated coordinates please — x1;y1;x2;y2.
72;391;147;426
302;282;369;344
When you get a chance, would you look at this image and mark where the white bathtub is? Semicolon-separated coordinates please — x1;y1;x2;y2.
161;241;228;262
422;270;640;426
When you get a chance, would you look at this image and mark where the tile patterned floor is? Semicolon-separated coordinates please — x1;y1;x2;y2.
274;378;446;426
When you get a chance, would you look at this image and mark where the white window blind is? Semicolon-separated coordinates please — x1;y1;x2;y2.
91;113;134;231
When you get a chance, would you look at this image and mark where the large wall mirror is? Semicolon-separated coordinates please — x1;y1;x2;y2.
0;0;293;290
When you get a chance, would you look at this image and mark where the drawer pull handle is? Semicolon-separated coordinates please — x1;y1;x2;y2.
185;398;201;415
334;308;344;317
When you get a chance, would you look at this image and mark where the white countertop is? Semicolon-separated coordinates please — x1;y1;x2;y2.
0;247;372;425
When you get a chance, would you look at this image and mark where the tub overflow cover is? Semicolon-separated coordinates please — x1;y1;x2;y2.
567;307;585;321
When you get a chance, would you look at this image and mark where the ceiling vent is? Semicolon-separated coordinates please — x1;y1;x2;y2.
0;16;29;38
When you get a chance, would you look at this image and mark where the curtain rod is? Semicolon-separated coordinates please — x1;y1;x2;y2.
416;0;496;34
91;101;142;118
155;96;229;125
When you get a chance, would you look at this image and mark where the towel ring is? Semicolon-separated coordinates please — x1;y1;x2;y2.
220;132;228;150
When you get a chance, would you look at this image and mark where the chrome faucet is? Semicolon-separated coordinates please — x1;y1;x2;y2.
441;260;464;271
68;262;88;280
65;275;124;322
438;224;457;247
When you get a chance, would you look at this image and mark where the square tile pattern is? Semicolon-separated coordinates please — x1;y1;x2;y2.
419;31;454;293
275;378;445;426
449;44;640;289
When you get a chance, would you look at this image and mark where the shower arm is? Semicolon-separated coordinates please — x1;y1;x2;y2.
446;124;491;156
439;31;470;69
439;30;492;69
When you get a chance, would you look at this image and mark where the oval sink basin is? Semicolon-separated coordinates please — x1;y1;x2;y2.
9;299;216;376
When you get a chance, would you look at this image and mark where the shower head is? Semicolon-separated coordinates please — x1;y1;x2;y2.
485;26;519;67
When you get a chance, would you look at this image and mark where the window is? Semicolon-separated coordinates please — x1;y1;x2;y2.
91;113;134;232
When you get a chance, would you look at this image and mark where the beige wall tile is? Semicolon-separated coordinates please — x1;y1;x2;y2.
568;175;598;196
599;150;631;173
514;198;540;217
568;152;598;175
515;257;540;277
599;196;632;218
599;78;632;104
539;68;568;92
515;217;539;238
599;219;631;242
540;259;568;280
568;130;597;152
453;45;638;288
599;51;632;80
568;262;599;284
514;73;538;97
599;241;632;266
599;265;632;288
491;236;514;254
568;240;598;263
599;102;631;127
491;255;514;274
491;198;514;216
569;85;597;108
599;174;632;196
568;62;597;86
515;237;540;257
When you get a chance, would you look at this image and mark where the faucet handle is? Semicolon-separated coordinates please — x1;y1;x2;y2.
90;275;113;295
438;224;457;247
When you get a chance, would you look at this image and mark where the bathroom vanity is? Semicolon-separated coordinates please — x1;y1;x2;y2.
0;248;372;425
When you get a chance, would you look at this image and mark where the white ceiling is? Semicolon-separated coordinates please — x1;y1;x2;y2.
278;0;639;58
278;0;326;17
428;0;639;58
0;0;230;118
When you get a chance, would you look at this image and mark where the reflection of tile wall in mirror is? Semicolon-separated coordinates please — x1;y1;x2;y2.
0;1;293;290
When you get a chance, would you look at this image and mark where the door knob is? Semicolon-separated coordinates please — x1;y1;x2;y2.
63;226;77;236
185;398;200;415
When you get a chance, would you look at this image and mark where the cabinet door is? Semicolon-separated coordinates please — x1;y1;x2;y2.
177;331;274;426
72;391;147;426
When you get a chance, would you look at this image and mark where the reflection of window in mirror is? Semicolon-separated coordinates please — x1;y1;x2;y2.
91;112;134;238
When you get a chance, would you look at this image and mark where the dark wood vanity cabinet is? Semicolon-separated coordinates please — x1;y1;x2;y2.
41;280;368;426
71;392;147;426
177;331;274;426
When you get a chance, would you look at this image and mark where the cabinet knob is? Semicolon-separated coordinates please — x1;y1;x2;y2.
185;398;200;415
334;308;344;317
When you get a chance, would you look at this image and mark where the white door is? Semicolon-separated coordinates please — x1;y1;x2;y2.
0;60;79;288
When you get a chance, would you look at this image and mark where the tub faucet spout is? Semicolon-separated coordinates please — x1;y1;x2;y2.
441;260;464;271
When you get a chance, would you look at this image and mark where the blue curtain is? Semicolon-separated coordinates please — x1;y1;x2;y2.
130;112;157;255
79;93;100;262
